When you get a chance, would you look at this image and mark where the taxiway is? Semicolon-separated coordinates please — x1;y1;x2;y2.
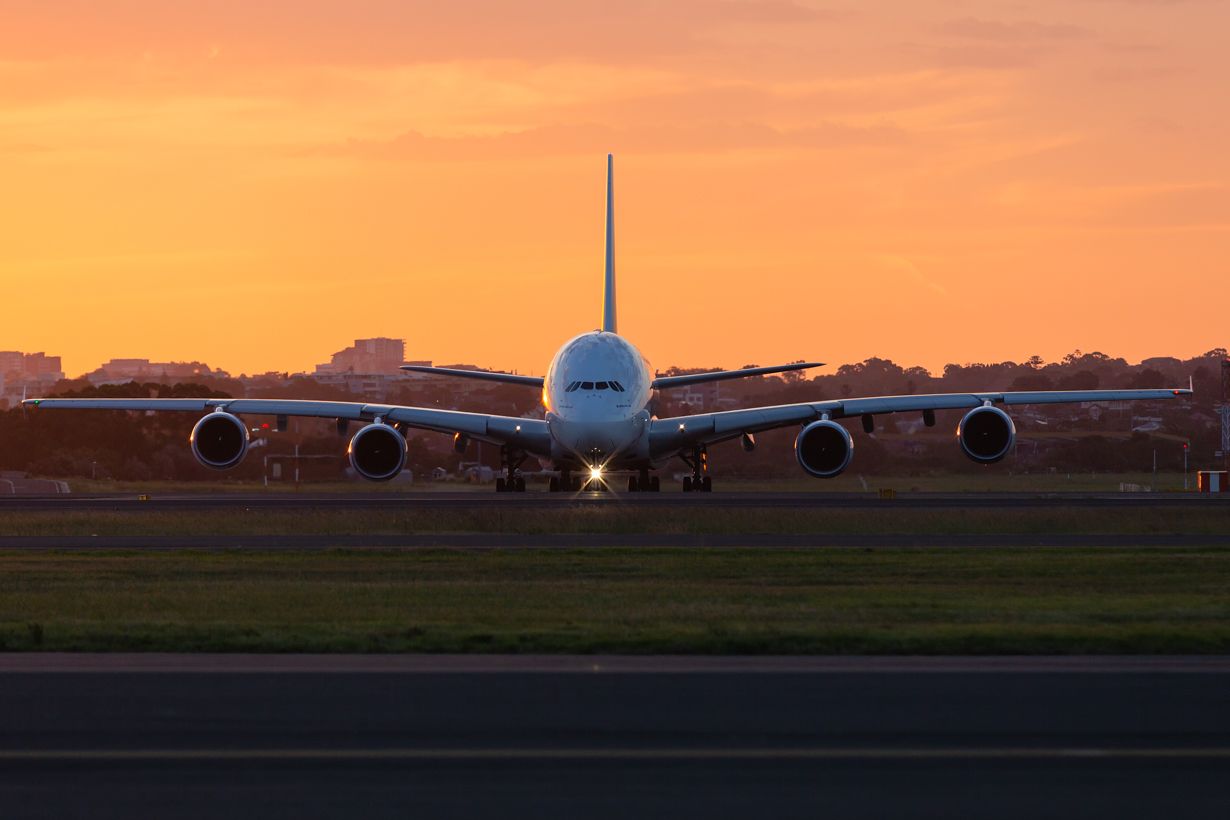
0;654;1224;819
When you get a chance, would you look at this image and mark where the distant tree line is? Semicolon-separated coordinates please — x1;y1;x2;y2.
4;348;1224;482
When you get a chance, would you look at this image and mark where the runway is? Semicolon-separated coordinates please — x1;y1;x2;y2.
0;654;1225;819
2;532;1229;549
0;490;1227;512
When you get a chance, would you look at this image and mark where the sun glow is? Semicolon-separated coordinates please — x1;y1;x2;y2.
0;2;1225;375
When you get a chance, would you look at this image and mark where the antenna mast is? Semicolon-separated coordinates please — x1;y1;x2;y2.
1221;358;1230;471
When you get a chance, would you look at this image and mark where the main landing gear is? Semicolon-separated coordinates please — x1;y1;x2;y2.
680;445;712;492
549;469;581;492
626;469;661;492
495;448;527;492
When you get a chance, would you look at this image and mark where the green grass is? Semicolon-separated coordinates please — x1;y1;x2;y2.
1;505;1227;537
0;548;1226;653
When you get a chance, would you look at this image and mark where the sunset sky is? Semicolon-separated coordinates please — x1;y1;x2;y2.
1;0;1226;378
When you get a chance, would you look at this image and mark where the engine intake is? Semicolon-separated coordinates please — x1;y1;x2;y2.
795;420;854;478
348;423;407;481
958;406;1015;463
190;412;249;470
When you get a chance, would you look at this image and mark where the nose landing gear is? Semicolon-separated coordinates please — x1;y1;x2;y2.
627;469;661;492
549;469;581;492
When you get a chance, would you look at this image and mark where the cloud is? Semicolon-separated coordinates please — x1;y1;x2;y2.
312;119;909;161
1092;183;1230;229
873;254;947;295
895;42;1049;70
936;18;1092;42
0;0;830;66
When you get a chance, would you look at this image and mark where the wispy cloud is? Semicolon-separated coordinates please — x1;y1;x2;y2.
312;120;908;161
936;18;1092;42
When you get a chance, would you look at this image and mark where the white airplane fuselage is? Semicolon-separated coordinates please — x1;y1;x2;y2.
542;331;655;470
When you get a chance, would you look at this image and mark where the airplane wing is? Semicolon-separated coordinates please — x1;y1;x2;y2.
400;365;543;388
648;387;1193;452
652;362;823;390
24;398;552;453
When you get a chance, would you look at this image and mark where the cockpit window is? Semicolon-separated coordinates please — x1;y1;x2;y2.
568;379;627;392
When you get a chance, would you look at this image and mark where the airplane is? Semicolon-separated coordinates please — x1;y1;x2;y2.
25;155;1193;493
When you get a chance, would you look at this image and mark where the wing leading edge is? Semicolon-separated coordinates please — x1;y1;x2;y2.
652;362;824;390
24;398;551;453
399;366;544;387
649;387;1193;454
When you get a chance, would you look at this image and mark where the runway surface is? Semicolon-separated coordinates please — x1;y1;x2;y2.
2;532;1229;549
0;489;1227;512
0;654;1225;819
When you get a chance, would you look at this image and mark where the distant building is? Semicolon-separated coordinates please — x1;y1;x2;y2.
315;338;406;376
0;351;64;384
0;350;65;408
312;338;416;400
84;359;225;385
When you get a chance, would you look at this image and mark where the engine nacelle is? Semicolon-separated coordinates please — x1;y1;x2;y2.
348;423;407;481
190;412;249;470
795;420;854;478
958;406;1015;463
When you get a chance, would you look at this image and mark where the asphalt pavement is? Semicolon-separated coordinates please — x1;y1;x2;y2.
0;532;1228;549
0;490;1227;511
0;654;1225;819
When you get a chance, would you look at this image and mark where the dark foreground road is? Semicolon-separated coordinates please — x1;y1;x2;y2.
0;655;1226;819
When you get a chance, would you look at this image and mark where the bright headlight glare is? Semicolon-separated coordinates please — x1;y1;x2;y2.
589;466;602;479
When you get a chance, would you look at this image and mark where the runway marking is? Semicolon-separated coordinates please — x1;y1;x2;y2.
1;747;1227;762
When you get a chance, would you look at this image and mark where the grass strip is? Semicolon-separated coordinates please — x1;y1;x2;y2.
0;506;1228;537
0;547;1225;654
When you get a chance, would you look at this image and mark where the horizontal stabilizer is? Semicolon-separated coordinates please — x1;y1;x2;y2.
400;365;544;388
652;362;824;390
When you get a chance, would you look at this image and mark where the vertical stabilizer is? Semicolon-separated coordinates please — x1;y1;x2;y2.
602;154;617;333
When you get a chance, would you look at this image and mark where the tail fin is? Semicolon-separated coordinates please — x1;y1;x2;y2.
602;153;617;333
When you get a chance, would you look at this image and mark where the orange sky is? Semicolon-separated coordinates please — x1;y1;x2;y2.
1;0;1227;378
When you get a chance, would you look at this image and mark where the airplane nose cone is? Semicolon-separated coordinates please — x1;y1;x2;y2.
548;416;642;462
576;431;617;453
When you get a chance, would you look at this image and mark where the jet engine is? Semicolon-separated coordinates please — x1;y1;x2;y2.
795;420;854;478
957;406;1015;463
348;422;407;481
190;412;249;470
